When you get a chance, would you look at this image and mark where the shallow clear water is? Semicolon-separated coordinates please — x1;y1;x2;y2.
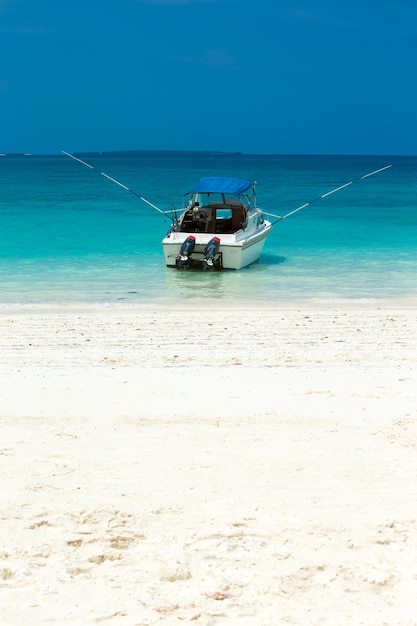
0;153;416;305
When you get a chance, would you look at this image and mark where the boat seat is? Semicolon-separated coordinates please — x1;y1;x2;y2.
231;208;246;231
215;218;232;234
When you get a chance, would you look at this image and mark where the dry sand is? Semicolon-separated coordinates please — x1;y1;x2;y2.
1;304;416;625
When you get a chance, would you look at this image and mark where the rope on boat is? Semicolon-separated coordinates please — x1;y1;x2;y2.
269;164;392;225
62;152;392;228
62;151;169;217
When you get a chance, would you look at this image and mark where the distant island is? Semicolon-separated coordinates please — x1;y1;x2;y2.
0;150;244;158
74;150;244;157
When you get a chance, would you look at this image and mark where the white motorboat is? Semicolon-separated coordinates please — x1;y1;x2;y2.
162;176;272;270
62;152;392;272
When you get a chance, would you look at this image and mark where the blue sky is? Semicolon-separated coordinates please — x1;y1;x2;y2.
1;0;416;155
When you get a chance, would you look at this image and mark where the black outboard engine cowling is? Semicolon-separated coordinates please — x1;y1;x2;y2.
203;236;221;270
177;235;196;268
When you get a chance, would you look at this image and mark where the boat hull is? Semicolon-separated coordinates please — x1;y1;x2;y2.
162;223;272;270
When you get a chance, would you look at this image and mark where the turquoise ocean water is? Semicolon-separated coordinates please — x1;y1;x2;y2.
0;153;416;306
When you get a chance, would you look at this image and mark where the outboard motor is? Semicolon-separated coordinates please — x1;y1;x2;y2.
177;235;196;268
203;236;221;270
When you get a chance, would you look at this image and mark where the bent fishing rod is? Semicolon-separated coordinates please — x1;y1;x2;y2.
62;150;174;218
263;164;392;225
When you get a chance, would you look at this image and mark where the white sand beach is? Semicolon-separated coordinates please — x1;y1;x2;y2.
1;303;416;625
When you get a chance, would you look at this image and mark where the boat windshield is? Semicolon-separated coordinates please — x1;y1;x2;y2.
186;191;250;210
179;191;250;235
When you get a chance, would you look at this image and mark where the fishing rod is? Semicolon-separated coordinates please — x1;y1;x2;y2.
264;164;392;225
62;150;174;218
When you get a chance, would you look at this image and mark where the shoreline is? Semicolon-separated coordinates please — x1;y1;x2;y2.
0;294;416;314
1;304;416;624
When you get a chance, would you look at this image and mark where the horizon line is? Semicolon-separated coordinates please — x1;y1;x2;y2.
1;150;415;158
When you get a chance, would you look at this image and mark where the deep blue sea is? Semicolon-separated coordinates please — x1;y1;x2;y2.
0;153;416;306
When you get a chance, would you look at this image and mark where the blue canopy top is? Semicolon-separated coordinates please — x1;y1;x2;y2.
190;176;253;197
